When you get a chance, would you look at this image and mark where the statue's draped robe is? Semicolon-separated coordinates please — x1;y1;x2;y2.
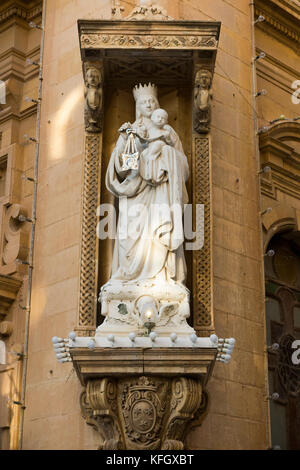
106;120;189;283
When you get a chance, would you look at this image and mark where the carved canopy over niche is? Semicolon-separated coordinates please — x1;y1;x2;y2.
78;20;220;52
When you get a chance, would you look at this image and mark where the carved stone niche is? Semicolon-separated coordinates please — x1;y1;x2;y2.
72;347;215;450
75;14;221;450
77;18;221;337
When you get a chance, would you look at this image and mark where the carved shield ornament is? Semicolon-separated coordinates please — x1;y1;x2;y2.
121;376;168;447
131;399;156;434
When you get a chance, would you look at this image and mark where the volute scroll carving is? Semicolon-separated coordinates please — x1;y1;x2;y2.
80;378;123;450
161;377;203;450
81;376;206;450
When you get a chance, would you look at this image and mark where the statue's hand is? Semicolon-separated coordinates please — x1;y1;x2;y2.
118;122;132;134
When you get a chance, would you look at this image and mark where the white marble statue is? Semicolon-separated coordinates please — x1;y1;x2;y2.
97;83;194;337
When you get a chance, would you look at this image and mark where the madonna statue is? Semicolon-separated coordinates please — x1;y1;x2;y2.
97;83;194;337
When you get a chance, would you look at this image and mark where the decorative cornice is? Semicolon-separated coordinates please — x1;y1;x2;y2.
0;6;26;23
255;2;300;48
0;106;38;127
264;0;300;18
256;50;300;99
81;33;217;50
0;1;42;26
0;46;40;84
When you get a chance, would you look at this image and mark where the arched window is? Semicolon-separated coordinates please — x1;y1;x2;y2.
265;232;300;450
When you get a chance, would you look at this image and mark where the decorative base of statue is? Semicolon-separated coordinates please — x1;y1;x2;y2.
97;279;195;337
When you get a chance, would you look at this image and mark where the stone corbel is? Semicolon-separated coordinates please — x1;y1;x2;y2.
80;375;206;451
72;347;215;450
80;378;123;450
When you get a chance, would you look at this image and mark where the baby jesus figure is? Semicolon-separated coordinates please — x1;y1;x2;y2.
136;108;175;184
138;108;174;151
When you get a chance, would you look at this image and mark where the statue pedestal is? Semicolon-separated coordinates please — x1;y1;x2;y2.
98;280;195;337
72;347;216;450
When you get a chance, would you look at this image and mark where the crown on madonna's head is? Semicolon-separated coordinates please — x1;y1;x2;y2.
133;83;158;101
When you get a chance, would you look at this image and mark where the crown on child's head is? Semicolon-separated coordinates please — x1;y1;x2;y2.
133;83;158;101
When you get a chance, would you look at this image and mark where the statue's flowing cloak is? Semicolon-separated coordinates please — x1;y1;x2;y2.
106;120;189;283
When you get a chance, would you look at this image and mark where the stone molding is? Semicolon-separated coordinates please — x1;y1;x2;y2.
259;121;300;200
256;51;299;101
0;1;42;26
81;33;218;50
255;1;300;49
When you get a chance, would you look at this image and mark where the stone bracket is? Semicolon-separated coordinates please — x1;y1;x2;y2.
80;374;208;450
73;347;216;450
78;20;221;54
